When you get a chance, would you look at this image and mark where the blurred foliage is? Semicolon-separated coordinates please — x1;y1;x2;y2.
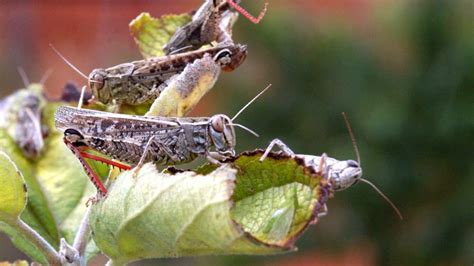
206;0;473;265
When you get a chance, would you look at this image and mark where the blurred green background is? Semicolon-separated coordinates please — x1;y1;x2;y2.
0;0;473;265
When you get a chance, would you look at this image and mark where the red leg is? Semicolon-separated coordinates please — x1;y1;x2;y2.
64;139;108;196
79;151;132;171
226;0;268;24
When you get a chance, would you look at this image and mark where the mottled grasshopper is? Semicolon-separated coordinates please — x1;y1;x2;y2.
54;85;269;196
259;114;403;220
164;0;268;55
52;43;247;106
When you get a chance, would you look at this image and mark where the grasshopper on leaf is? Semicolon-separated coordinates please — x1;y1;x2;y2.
259;113;403;220
55;85;270;197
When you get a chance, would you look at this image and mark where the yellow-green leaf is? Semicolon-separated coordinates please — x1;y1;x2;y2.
130;12;192;58
0;85;104;261
0;151;27;221
90;151;330;264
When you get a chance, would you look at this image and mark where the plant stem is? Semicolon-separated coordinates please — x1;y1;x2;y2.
73;206;92;266
13;218;61;265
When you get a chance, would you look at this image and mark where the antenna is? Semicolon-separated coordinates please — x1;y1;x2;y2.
17;67;30;87
231;83;271;121
359;178;404;220
49;44;89;80
341;112;403;220
40;69;53;85
342;112;361;164
230;123;259;137
168;45;194;55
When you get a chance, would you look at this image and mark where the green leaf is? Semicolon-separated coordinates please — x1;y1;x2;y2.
90;151;330;263
129;12;192;58
0;85;105;260
0;127;60;257
0;151;27;221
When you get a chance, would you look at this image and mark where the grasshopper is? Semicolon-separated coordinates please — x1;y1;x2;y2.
259;114;403;220
0;70;51;159
164;0;268;55
54;85;269;197
52;43;247;106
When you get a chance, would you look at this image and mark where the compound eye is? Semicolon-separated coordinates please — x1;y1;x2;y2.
214;49;232;62
89;71;105;90
211;116;224;133
347;160;359;168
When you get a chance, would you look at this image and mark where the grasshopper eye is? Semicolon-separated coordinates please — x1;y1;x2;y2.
210;116;224;133
213;49;232;63
88;69;106;91
347;160;359;168
222;45;248;72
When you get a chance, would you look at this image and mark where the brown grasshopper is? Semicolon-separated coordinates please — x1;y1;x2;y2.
164;0;268;55
51;43;247;106
54;85;269;196
259;114;403;220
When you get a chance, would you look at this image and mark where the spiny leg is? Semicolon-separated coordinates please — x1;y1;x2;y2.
259;138;295;162
206;151;229;165
132;136;157;178
64;139;108;200
318;153;328;177
79;151;132;171
226;0;268;24
316;204;328;218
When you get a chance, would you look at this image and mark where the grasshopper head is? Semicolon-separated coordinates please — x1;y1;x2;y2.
209;114;236;156
89;69;111;104
327;159;363;191
214;44;248;72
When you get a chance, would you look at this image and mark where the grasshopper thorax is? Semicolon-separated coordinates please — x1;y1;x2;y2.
88;69;111;103
327;159;363;191
215;44;248;72
209;114;236;156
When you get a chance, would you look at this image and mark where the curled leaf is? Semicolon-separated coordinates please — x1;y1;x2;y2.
90;151;330;263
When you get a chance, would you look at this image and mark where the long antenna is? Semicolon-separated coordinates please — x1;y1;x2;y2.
40;69;53;85
230;123;259;137
49;44;89;80
17;67;30;87
342;112;403;220
232;83;271;121
342;112;361;164
359;178;404;220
